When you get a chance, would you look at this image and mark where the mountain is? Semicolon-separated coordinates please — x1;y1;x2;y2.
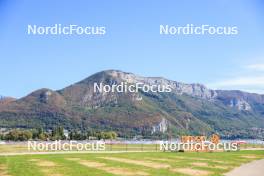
0;70;264;139
0;96;16;105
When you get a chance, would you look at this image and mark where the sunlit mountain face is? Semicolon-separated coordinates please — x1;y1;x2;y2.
0;70;264;139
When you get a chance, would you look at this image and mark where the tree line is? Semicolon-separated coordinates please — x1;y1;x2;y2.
0;126;117;141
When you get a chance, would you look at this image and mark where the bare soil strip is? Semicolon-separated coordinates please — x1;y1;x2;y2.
100;157;170;169
67;158;149;176
171;168;212;176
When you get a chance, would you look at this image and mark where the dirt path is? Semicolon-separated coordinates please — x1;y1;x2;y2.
224;159;264;176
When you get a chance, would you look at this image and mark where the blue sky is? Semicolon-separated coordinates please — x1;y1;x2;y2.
0;0;264;98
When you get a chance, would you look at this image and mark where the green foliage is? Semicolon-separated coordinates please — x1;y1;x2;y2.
51;126;66;140
0;126;118;141
4;129;32;141
69;130;118;140
31;127;49;140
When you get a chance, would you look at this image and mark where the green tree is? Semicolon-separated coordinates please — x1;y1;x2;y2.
4;130;32;141
51;126;65;140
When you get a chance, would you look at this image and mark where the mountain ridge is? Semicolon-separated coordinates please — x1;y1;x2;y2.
0;70;263;139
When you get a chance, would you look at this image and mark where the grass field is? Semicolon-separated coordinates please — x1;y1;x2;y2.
0;150;264;176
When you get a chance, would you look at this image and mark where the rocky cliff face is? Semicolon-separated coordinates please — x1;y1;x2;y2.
151;118;168;134
228;98;252;111
102;70;218;99
72;70;253;111
215;90;264;111
103;70;259;112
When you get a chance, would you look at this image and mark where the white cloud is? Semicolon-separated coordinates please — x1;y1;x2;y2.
246;64;264;71
206;62;264;94
207;76;264;94
209;76;264;87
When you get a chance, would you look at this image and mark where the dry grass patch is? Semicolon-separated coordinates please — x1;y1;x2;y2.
240;155;258;159
29;159;40;162
211;165;229;169
66;158;81;161
192;162;209;167
0;164;7;170
194;158;210;161
0;164;10;176
145;157;178;162
0;172;10;176
172;168;212;176
211;160;229;164
29;159;58;167
69;158;149;176
192;162;229;170
171;156;210;161
36;160;58;167
41;170;63;176
101;167;149;176
29;159;62;176
100;157;170;169
79;160;106;167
